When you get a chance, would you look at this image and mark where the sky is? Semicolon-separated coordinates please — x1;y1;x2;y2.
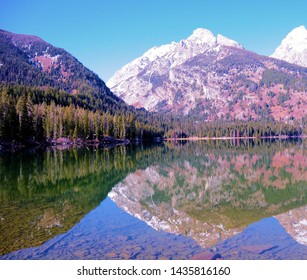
1;0;307;81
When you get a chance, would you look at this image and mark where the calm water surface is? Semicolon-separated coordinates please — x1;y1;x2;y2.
0;140;306;259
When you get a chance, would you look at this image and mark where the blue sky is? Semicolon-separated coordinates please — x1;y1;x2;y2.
1;0;307;80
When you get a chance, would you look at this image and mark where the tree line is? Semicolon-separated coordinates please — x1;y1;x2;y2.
0;84;304;145
0;85;163;144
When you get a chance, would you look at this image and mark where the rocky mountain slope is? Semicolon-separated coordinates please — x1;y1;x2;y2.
108;28;307;121
0;29;125;111
271;25;307;67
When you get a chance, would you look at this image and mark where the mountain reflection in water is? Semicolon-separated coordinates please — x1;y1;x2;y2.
109;140;307;250
0;139;306;259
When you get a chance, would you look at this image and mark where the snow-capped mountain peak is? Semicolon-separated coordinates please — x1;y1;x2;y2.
186;28;216;45
107;27;307;120
107;28;242;92
271;25;307;67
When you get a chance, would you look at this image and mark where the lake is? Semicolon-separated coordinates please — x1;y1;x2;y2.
0;139;306;260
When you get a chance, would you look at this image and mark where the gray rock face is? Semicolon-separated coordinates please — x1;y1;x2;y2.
107;28;243;114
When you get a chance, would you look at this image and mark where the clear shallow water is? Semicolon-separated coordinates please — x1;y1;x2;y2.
0;140;306;259
2;198;306;260
1;198;204;260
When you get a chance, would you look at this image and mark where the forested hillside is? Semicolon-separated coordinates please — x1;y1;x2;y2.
0;85;166;144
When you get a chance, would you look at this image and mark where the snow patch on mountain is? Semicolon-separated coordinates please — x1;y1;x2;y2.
271;25;307;67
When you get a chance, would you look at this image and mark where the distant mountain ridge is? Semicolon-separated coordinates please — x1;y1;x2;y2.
0;29;125;111
108;28;307;121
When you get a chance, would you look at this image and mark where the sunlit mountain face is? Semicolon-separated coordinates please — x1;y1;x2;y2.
271;25;307;67
108;28;307;121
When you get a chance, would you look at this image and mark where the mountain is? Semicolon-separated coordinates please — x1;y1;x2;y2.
0;29;168;145
0;29;124;111
271;26;307;67
108;28;307;121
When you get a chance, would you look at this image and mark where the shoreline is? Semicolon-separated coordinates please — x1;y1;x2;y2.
1;135;305;152
0;137;131;152
164;135;306;141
